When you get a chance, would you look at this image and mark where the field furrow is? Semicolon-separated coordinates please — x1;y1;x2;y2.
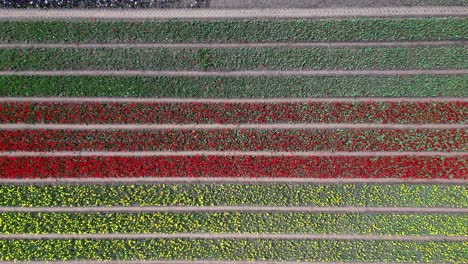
2;206;466;214
2;41;466;49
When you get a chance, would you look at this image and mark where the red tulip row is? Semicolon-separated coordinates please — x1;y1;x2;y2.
2;101;466;124
1;156;466;179
1;129;466;152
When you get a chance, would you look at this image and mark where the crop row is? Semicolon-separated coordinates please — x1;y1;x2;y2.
1;18;465;43
2;47;465;71
2;75;466;97
2;184;465;207
1;129;466;152
1;212;466;236
3;101;466;124
0;239;465;261
1;156;466;179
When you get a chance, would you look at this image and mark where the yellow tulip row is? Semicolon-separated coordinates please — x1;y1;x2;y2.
1;184;466;207
1;239;466;262
1;212;466;236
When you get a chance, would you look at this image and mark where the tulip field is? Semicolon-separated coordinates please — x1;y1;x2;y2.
0;4;467;263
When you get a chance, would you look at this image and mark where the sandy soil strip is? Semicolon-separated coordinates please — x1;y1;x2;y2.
1;41;465;49
0;262;417;264
0;151;466;157
2;97;467;103
0;177;465;185
0;7;467;20
0;70;466;77
0;233;465;242
1;124;466;131
210;0;468;9
0;262;419;264
1;206;466;214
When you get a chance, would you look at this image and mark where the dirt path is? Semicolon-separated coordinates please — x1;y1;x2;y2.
0;7;467;20
0;177;465;185
0;70;466;77
0;261;440;264
1;206;466;214
1;124;466;131
0;151;468;157
1;41;465;49
0;233;465;241
1;97;466;103
1;151;466;157
209;0;468;9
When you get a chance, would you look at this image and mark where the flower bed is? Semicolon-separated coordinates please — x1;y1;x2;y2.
0;239;465;262
1;156;466;179
2;101;466;124
2;184;465;207
1;212;465;236
1;129;466;152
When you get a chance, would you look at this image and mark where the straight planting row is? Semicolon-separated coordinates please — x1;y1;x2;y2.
2;101;466;124
1;212;466;236
1;156;466;178
1;129;466;152
2;47;466;71
1;75;466;97
1;18;465;43
0;212;468;236
0;239;465;262
1;184;465;207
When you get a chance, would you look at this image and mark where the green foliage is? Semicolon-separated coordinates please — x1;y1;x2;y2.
1;47;465;70
1;75;466;98
0;18;466;43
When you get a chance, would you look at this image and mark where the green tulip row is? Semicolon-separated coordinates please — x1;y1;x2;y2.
2;47;465;71
1;239;466;261
1;75;466;98
1;212;466;236
1;18;465;43
1;184;466;207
